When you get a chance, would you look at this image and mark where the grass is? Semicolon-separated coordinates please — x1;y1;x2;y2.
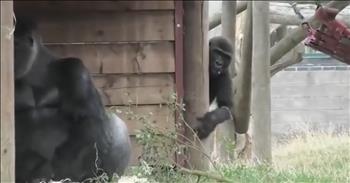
127;132;350;183
211;133;350;183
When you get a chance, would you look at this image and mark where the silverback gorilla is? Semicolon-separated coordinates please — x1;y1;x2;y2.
14;17;131;182
192;36;236;139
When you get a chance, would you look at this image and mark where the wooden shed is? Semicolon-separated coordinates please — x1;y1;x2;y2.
2;0;184;168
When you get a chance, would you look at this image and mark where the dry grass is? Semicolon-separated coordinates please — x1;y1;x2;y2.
216;132;350;183
272;132;350;183
126;132;350;183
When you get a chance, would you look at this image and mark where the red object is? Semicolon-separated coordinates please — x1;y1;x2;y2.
304;6;350;64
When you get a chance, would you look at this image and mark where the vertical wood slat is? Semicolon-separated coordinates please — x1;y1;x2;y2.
215;0;237;162
174;0;185;166
1;1;15;182
183;1;210;170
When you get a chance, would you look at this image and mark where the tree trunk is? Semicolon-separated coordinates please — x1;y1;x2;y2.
251;1;272;164
214;0;237;163
183;1;211;170
1;1;15;182
270;1;350;65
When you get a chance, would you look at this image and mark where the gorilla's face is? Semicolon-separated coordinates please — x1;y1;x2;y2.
210;49;231;77
14;31;38;79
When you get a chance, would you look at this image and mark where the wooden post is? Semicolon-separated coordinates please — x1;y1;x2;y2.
1;1;15;182
232;2;253;160
233;2;252;136
215;0;236;162
183;1;210;170
209;1;247;30
251;1;271;163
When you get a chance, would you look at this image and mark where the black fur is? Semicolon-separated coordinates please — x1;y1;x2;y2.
194;107;233;139
193;36;234;139
14;17;131;182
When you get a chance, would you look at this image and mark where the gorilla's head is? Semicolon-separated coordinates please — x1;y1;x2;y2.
209;36;233;77
14;17;40;79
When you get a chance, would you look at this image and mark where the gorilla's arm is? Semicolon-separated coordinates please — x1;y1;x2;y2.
49;58;105;119
49;58;131;180
193;107;232;139
193;75;234;139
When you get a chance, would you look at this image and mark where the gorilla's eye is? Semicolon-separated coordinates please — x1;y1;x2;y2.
215;57;223;68
216;59;223;65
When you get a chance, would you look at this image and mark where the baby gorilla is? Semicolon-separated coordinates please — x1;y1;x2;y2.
193;36;235;139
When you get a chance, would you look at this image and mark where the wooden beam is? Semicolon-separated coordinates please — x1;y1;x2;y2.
270;1;350;65
209;2;350;29
270;52;303;76
209;1;247;30
270;25;287;47
275;1;331;4
269;10;350;27
215;0;237;162
251;1;271;163
270;29;304;76
234;2;252;135
183;1;211;170
1;1;15;182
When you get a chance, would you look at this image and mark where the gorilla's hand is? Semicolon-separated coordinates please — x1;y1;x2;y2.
192;107;233;139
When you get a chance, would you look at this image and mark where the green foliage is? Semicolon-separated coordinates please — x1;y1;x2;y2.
119;93;190;183
112;93;350;183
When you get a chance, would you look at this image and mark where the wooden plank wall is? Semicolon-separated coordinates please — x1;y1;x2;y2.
14;1;176;165
1;1;15;182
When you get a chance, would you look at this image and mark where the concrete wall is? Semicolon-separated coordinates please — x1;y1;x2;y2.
271;69;350;143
